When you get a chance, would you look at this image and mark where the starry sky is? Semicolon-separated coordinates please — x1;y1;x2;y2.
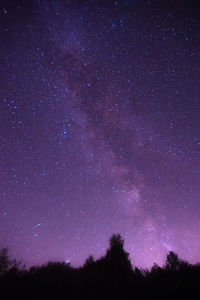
1;0;200;269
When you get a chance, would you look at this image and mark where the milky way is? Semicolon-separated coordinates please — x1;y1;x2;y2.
1;0;200;269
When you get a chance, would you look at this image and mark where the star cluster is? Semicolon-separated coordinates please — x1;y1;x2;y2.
0;0;200;269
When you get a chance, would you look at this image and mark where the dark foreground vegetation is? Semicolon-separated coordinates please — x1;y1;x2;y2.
1;234;200;299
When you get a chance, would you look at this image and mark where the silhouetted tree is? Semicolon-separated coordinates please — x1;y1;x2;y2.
84;255;95;267
165;251;181;271
105;233;132;271
0;247;10;275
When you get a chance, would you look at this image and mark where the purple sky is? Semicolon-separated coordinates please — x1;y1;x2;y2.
1;0;200;269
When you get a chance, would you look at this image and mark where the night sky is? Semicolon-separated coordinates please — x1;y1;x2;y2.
1;0;200;269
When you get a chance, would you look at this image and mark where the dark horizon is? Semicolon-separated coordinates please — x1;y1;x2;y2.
1;0;200;269
1;233;200;299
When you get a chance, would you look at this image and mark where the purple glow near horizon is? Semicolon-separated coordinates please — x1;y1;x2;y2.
0;0;200;269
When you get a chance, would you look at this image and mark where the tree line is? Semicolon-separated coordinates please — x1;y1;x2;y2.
0;234;199;299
